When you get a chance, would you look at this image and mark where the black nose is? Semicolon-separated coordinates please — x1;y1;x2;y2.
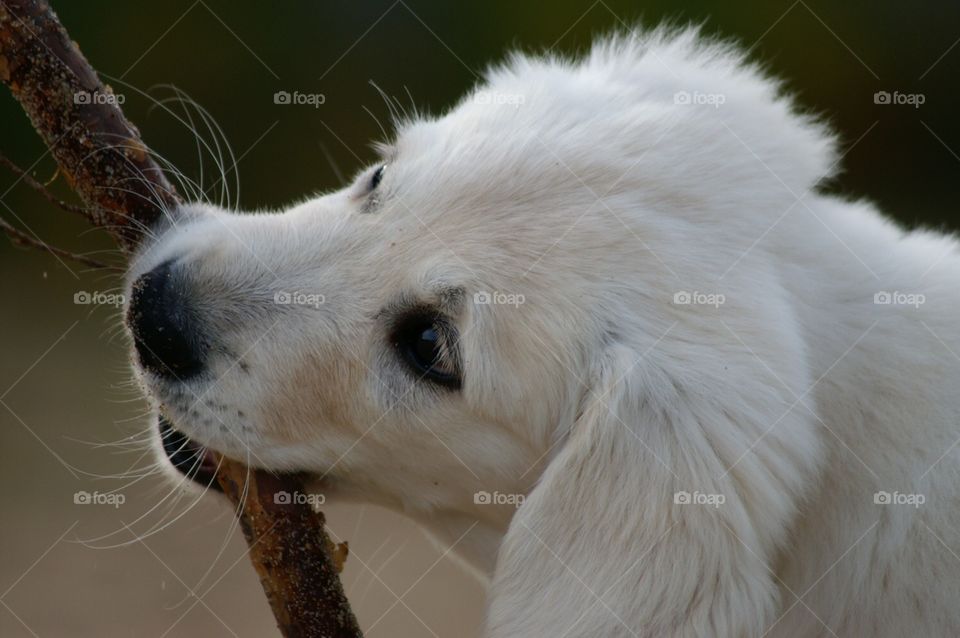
128;261;206;379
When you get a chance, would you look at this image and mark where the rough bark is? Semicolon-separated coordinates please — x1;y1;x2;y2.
0;2;361;636
217;463;355;638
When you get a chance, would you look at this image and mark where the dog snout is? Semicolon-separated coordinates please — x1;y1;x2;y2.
127;260;207;380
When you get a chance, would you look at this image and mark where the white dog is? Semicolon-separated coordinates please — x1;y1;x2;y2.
125;28;960;637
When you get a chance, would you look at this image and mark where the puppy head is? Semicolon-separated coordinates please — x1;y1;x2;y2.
126;28;833;600
125;112;603;519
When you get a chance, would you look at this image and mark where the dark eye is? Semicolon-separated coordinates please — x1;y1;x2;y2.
393;315;460;388
369;164;386;190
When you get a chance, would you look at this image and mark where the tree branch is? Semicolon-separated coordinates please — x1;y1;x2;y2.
0;2;362;636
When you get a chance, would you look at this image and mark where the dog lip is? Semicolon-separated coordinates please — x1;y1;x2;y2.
158;414;222;492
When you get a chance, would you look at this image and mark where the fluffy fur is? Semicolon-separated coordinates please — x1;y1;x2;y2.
127;28;960;637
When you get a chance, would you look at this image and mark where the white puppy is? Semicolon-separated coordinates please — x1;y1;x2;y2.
125;28;960;637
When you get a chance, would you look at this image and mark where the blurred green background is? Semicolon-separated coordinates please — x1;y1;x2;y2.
1;1;958;636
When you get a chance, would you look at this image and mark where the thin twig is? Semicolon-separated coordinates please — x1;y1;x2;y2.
0;150;93;219
0;215;119;270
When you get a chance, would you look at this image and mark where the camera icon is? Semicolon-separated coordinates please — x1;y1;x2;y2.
73;490;91;505
274;490;292;505
873;491;892;505
473;291;491;305
673;291;692;305
73;92;91;105
873;91;891;105
274;291;292;305
673;490;691;505
74;291;92;304
673;91;691;105
274;91;292;105
474;490;492;505
874;291;892;305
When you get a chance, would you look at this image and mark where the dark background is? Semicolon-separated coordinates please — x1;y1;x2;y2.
1;2;958;636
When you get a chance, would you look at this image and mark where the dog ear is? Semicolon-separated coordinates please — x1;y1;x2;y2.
485;341;816;637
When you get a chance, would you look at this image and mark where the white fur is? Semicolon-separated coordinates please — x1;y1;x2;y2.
128;28;960;637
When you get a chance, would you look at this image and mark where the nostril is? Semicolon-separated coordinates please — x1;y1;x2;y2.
128;260;206;380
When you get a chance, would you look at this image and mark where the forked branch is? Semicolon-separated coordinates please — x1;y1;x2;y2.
0;1;362;636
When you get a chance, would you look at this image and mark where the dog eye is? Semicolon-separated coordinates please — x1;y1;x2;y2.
393;316;460;389
369;164;386;191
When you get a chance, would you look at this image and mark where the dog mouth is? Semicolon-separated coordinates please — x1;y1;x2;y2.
158;415;223;492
